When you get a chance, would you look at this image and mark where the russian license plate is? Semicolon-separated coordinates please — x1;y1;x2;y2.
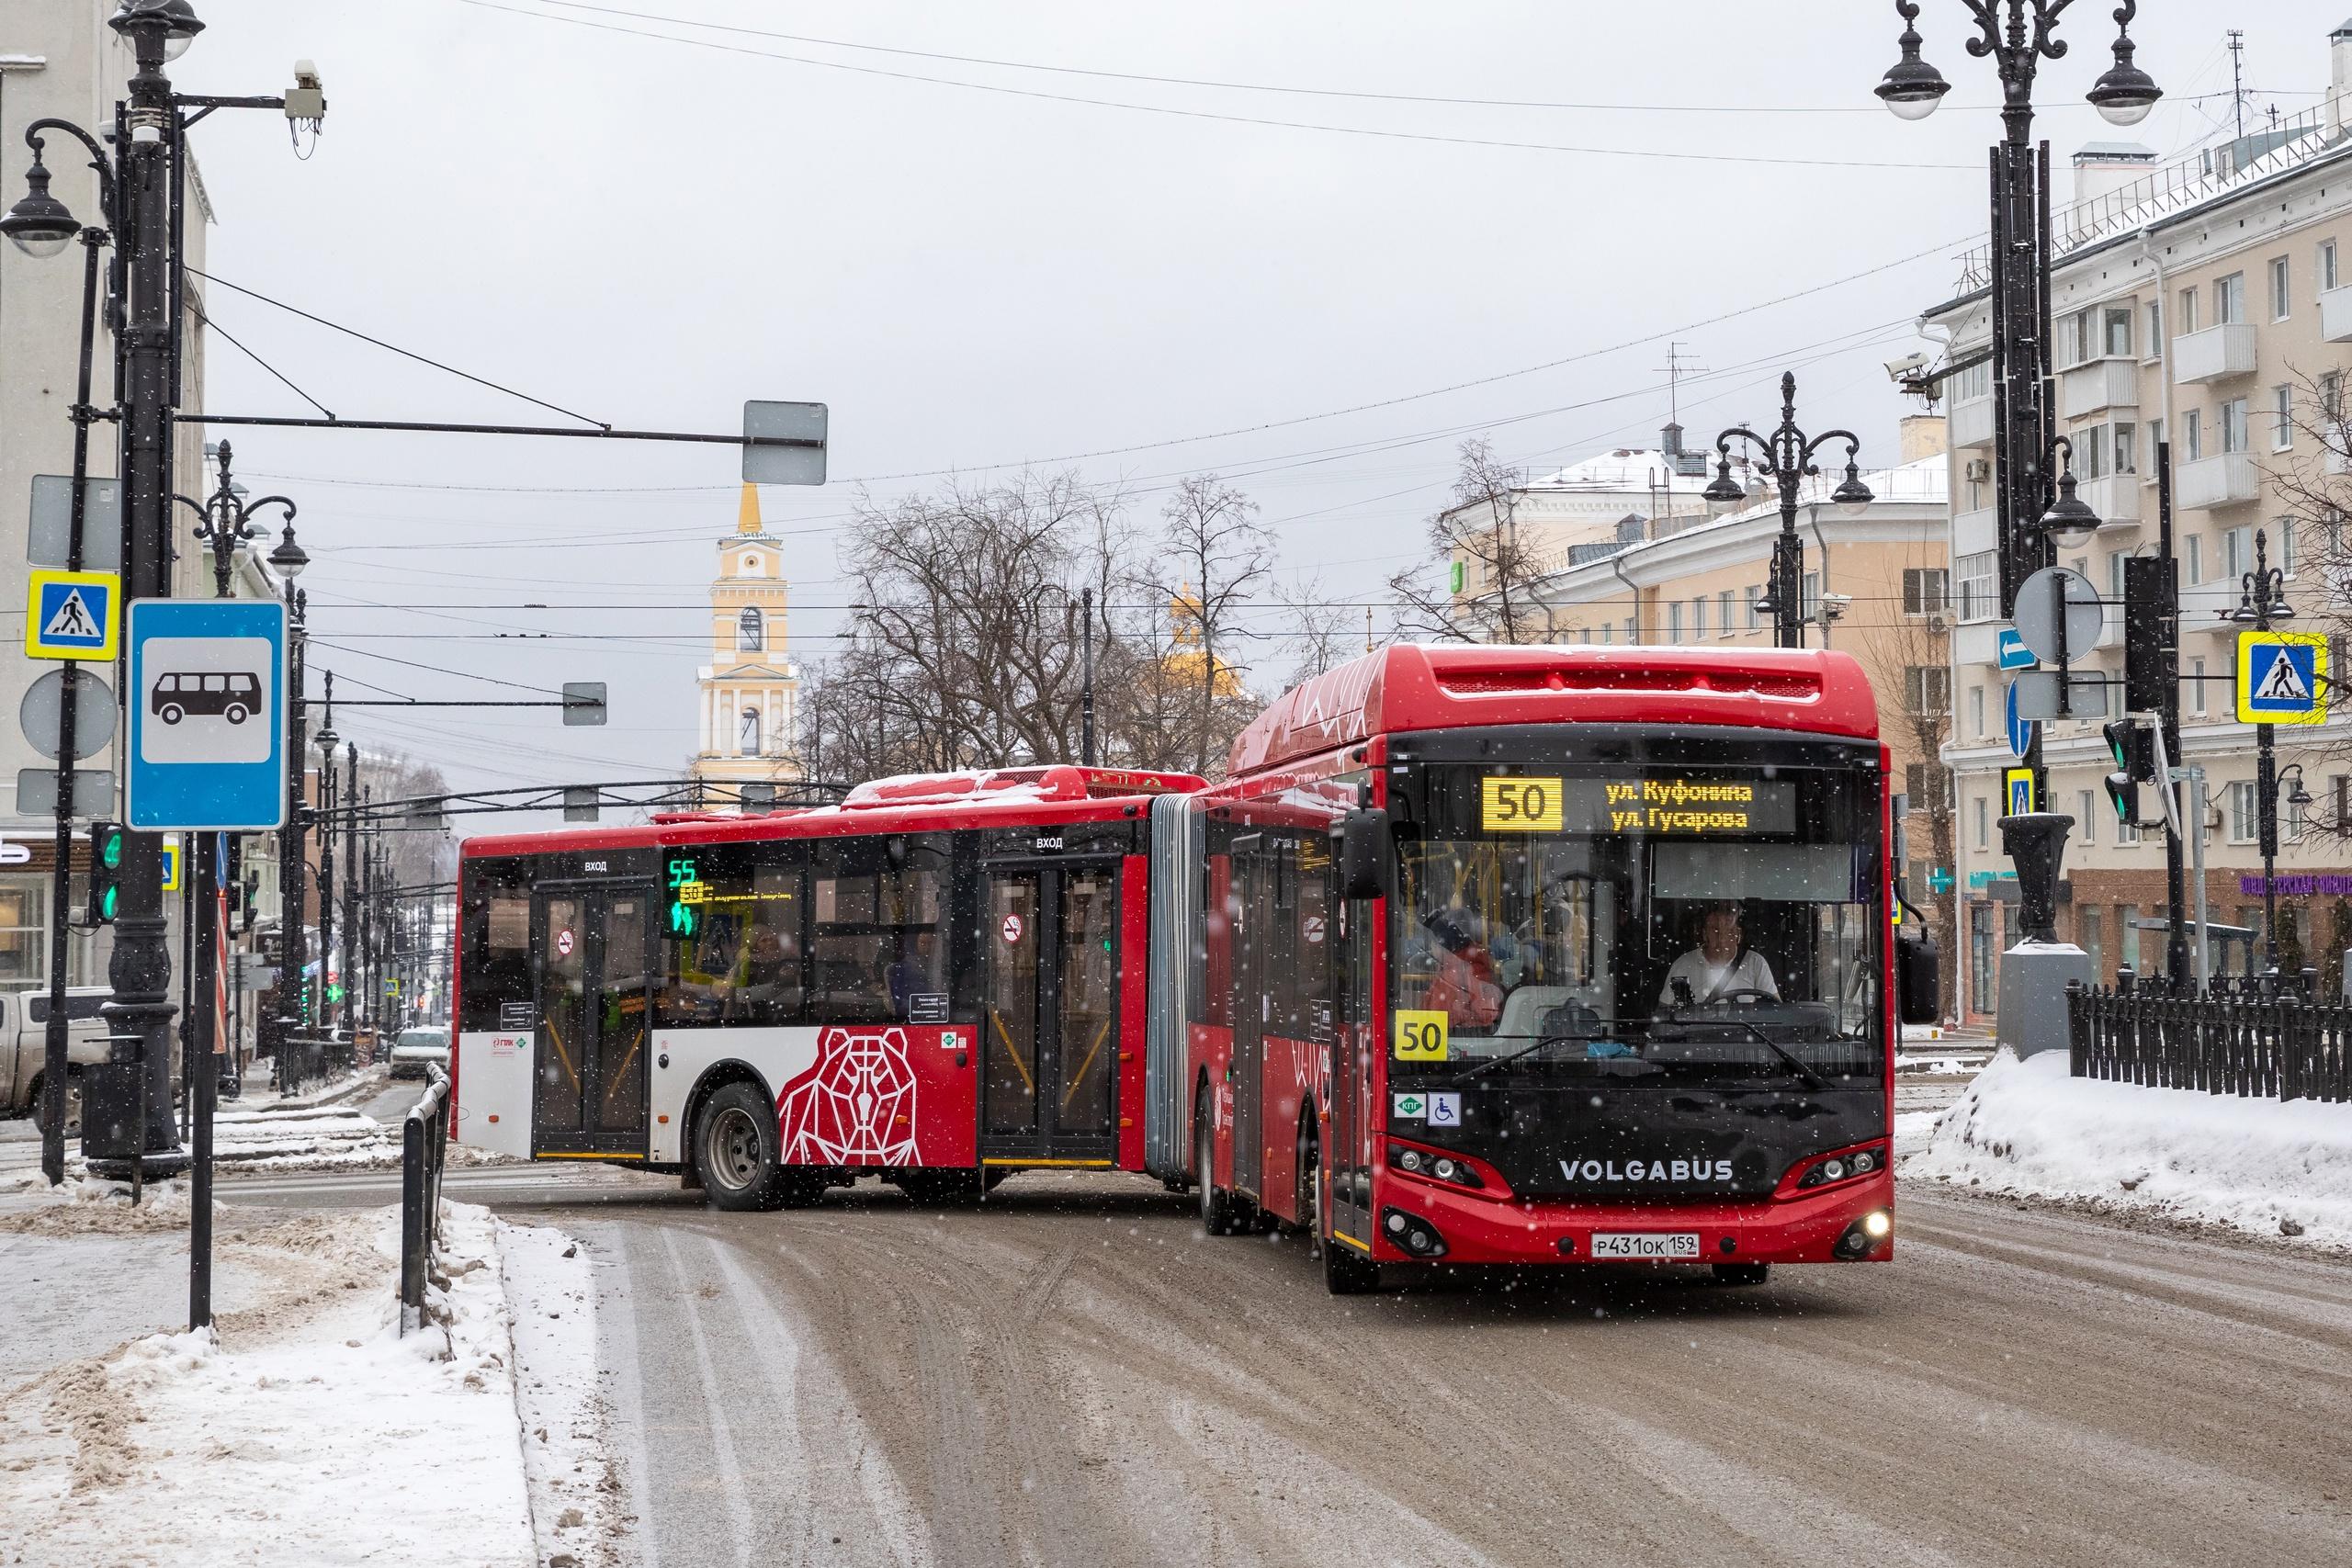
1589;1232;1701;1260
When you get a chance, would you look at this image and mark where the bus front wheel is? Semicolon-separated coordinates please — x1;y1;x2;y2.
695;1082;788;1211
1195;1092;1238;1235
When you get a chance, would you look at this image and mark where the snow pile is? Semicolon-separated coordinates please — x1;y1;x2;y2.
1907;1049;2352;1248
0;1201;612;1568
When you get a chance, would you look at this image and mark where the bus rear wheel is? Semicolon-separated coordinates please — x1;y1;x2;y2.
695;1083;789;1212
1195;1091;1238;1235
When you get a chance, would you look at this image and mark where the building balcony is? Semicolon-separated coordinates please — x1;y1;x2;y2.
2175;451;2259;510
1952;504;1997;557
2077;474;2143;532
1950;396;1996;451
2060;356;2141;419
2322;284;2352;344
2170;321;2257;385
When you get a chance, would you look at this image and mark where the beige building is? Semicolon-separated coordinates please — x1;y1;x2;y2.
1;12;214;988
1922;18;2352;1019
689;485;803;803
1521;423;1958;988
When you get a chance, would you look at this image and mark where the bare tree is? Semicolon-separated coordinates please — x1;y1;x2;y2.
1278;572;1365;689
1858;610;1957;1020
1389;437;1553;645
2259;366;2352;836
1140;475;1273;775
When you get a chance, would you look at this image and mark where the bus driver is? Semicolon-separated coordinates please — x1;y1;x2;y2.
1658;903;1779;1009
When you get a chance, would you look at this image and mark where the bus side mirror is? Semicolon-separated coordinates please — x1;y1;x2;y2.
1896;929;1939;1026
1338;808;1387;901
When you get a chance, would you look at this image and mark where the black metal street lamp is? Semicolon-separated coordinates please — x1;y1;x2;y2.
2226;529;2298;987
1876;0;2161;948
2;4;322;1206
179;439;296;600
1705;372;1870;649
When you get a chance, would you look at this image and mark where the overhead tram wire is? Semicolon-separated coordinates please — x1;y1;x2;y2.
523;2;2266;119
459;0;1978;173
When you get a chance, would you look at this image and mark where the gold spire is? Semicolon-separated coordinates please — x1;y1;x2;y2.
737;481;763;535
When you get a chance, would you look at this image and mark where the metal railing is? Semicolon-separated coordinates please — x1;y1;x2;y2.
2067;978;2352;1103
398;1063;451;1336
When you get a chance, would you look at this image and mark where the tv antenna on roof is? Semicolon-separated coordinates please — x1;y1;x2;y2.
1653;341;1709;429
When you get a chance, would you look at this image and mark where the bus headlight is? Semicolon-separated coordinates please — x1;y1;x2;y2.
1792;1144;1887;1191
1863;1210;1892;1238
1387;1143;1484;1190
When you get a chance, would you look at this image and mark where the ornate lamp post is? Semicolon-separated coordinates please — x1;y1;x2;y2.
1873;0;2160;949
180;440;295;600
1702;372;1871;649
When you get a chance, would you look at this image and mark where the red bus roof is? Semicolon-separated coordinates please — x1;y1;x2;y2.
1227;644;1879;776
460;764;1204;861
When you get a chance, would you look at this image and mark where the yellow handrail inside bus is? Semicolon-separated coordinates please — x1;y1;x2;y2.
989;1010;1035;1091
543;1014;581;1090
602;1024;645;1108
1059;1016;1112;1110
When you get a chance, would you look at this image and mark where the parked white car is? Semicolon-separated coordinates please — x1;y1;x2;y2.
389;1025;451;1081
0;987;115;1131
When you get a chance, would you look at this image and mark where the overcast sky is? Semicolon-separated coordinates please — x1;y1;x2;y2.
163;0;2352;835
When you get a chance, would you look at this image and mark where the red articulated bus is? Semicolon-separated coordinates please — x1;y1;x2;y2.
1145;643;1938;1292
451;765;1200;1206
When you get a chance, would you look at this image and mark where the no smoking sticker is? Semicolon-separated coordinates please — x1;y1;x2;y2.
1001;912;1024;945
555;928;575;958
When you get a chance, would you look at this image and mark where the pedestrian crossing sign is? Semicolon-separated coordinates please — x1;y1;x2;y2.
24;569;119;661
2235;630;2328;726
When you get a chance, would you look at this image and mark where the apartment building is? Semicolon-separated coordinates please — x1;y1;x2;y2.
1922;19;2352;1021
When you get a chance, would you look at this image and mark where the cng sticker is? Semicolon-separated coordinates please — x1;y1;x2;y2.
1392;1090;1429;1120
1394;1009;1449;1062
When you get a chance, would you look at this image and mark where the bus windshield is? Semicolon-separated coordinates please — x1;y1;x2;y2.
1393;765;1883;1082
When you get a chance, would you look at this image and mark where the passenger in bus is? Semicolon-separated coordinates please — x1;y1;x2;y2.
887;933;937;1018
1657;903;1779;1009
1418;908;1503;1030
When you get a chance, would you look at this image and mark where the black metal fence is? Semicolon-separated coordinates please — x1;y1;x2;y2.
2068;981;2352;1103
398;1063;451;1336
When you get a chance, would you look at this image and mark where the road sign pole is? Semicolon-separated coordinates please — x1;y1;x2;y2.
2154;441;2189;991
189;829;217;1330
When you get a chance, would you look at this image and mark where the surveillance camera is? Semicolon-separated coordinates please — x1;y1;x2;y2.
1884;352;1930;382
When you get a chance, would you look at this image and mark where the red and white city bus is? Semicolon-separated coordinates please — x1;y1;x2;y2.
1144;643;1937;1292
451;766;1200;1206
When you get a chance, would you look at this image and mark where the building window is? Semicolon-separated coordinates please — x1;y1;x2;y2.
2063;307;2094;367
2111;421;2137;475
2120;905;2141;972
2178;285;2199;334
2183;408;2201;462
736;606;764;651
0;886;41;984
1745;589;1761;631
1802;571;1820;623
739;707;762;756
1691;595;1708;638
2104;305;2133;358
2274;385;2295;451
2323;371;2346;426
2187;533;2204;584
1951;358;1992;401
1718;588;1735;636
1903;567;1949;615
2189;656;2208;715
2279;516;2297;573
1905;763;1952;808
2145;299;2163;358
2215;272;2245;325
2080;904;2104;978
2322;239;2340;296
1668;600;1684;642
2146;417;2164;469
1974;796;1989;850
1599;623;1612;645
1905;666;1950;715
2224;525;2253;581
1624;615;1637;644
2118;807;2141;847
1969;684;1986;739
2270;256;2291;321
2077;789;2096;845
2107;547;2128;601
2219;398;2248;455
1956;551;1998;622
2228;780;2258;844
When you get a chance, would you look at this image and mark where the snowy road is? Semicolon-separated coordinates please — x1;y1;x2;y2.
221;1159;2352;1568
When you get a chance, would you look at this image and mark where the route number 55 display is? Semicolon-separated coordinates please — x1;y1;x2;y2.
1481;774;1564;832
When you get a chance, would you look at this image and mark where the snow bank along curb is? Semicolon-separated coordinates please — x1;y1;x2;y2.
1905;1049;2352;1248
0;1199;616;1567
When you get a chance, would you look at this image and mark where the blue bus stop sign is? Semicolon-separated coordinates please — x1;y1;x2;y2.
2005;682;2036;759
124;600;289;830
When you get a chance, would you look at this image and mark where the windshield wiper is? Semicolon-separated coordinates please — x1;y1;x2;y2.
1457;1022;1639;1082
1662;1012;1826;1090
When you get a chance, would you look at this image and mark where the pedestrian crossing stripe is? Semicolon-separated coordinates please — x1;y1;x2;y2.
2235;631;2329;726
23;569;119;661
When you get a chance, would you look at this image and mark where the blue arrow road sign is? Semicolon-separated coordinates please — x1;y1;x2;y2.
124;600;288;830
2006;681;2035;759
1996;627;2037;671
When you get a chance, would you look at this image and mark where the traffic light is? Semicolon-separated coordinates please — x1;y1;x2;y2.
85;821;125;925
2122;556;2175;712
2102;719;2157;827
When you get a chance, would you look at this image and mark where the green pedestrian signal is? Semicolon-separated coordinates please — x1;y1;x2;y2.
85;821;125;925
667;857;702;937
669;899;697;937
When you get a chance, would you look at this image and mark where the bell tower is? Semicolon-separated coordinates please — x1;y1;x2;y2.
689;483;803;803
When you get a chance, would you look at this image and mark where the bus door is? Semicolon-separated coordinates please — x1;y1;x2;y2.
981;858;1120;1165
1326;895;1375;1251
532;881;654;1155
1228;835;1269;1197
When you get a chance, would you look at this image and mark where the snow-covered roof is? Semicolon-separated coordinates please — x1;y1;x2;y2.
1527;447;1711;495
2075;141;2159;163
